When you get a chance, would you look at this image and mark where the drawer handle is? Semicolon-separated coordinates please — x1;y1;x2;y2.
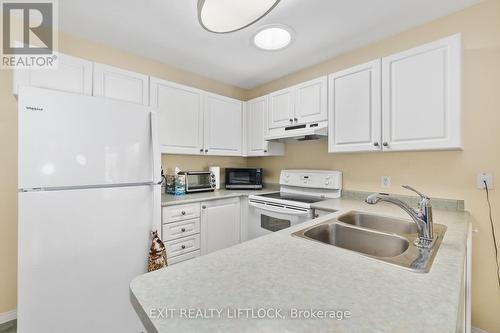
181;211;186;215
181;245;186;249
202;205;206;209
181;228;186;232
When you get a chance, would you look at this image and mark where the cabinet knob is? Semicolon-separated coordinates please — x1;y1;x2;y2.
199;149;203;153
181;211;186;215
264;150;268;153
382;142;389;147
202;205;207;209
181;228;186;232
289;118;293;122
373;142;379;147
294;117;298;122
181;245;186;249
205;149;208;153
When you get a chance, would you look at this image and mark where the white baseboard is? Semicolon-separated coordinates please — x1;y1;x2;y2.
0;309;16;324
472;327;489;333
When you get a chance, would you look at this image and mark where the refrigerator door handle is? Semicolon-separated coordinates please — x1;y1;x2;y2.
150;111;162;183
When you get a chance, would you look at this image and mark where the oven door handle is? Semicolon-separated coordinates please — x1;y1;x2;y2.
248;201;310;216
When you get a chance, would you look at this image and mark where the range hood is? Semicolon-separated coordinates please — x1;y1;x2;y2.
265;121;328;142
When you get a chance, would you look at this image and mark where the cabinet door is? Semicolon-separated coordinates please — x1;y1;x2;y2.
200;198;240;255
294;76;328;124
204;93;243;156
150;78;204;154
93;63;149;105
13;53;92;95
381;34;462;151
246;96;268;156
328;60;382;153
268;87;294;129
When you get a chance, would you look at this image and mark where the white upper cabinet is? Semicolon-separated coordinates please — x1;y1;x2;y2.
204;93;243;156
294;76;328;125
246;96;285;156
150;78;204;155
381;34;462;151
267;76;328;130
200;198;240;255
268;87;295;129
13;53;92;96
93;63;149;105
328;60;382;153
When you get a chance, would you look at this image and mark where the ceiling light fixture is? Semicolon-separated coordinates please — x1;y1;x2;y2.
252;25;293;51
198;0;280;34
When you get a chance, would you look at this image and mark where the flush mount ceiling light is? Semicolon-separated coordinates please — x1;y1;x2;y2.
252;25;293;51
198;0;280;34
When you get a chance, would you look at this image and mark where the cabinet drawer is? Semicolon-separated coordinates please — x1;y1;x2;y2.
167;250;200;265
166;234;200;258
162;218;200;241
163;203;200;223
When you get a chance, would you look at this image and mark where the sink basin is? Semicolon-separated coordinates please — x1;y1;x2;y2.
337;211;418;234
292;212;447;273
304;223;409;258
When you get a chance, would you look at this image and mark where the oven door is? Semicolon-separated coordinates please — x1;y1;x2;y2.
247;200;312;240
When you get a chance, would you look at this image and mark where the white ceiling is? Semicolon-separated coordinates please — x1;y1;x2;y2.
59;0;479;89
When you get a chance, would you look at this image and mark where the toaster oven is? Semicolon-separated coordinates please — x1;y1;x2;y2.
177;171;216;193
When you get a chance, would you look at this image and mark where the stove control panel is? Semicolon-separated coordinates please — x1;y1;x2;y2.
279;170;342;190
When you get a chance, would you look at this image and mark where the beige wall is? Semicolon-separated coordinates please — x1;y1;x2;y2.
0;31;247;314
1;1;500;332
247;1;500;331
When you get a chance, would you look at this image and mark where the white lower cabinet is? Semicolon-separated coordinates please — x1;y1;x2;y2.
162;197;242;264
165;234;201;258
162;218;200;241
200;198;241;255
162;203;202;265
167;250;201;265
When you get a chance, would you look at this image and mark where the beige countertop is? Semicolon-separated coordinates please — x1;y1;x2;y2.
132;196;470;333
161;184;280;206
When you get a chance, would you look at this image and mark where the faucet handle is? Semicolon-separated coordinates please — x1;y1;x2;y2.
402;185;430;200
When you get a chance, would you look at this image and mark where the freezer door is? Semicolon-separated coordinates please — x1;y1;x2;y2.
18;86;155;189
18;185;161;333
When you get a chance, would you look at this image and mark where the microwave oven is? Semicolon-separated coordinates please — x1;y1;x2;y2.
177;171;216;193
225;168;263;190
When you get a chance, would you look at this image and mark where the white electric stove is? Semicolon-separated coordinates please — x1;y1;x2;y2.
246;170;342;240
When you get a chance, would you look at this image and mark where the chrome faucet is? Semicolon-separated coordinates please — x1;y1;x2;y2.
366;186;434;248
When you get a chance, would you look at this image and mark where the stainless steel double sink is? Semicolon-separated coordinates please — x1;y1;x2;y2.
292;211;447;273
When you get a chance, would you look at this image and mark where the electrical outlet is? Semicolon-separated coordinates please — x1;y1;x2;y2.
477;172;493;189
381;176;391;188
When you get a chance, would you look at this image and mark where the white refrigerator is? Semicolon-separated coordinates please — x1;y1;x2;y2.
17;86;161;333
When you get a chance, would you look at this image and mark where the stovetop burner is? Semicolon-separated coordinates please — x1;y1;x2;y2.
258;192;326;204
